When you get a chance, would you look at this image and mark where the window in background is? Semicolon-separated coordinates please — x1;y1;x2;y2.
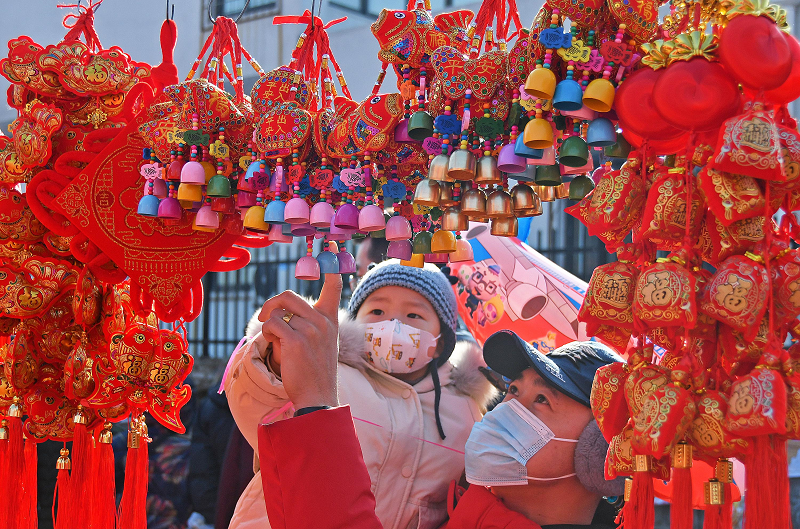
333;0;476;17
215;0;277;18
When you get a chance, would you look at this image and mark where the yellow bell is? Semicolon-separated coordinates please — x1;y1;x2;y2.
438;182;459;208
193;217;216;232
413;179;441;207
176;183;203;202
441;206;469;231
490;217;518;237
430;230;457;253
201;161;217;183
475;156;502;185
448;149;477;181
554;183;569;200
534;185;556;202
524;68;557;100
582;78;615;113
523;118;554;150
179;200;195;209
485;188;514;218
243;205;270;233
460;187;487;216
401;253;425;267
428;154;453;182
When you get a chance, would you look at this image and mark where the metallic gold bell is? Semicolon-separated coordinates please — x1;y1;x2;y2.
485;188;514;218
490;216;518;237
523;118;554;149
448;149;477;180
534;185;556;202
535;164;562;186
554;183;569;199
475;156;502;185
441;206;469;231
511;184;541;217
428;153;453;182
437;182;458;208
413;179;441;207
430;230;457;253
460;187;487;216
524;67;557;100
568;174;595;200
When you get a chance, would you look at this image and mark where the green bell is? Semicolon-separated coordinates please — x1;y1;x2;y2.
559;136;589;168
506;101;523;129
604;133;632;160
206;174;232;198
568;174;595;200
407;110;434;141
412;230;433;254
553;114;567;131
535;164;562;186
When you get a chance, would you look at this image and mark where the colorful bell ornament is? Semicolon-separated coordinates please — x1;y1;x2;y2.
448;149;477;180
206;174;232;197
337;250;357;274
559;136;590;167
264;199;286;224
568;174;595;200
394;118;413;142
425;252;450;264
437;182;458;208
180;160;206;184
441;206;469;231
195;204;220;229
552;79;584;112
193;217;216;232
604;133;632;159
243;205;270;233
475;156;502;185
407;110;434;141
534;184;556;202
358;204;386;232
460;187;487;216
515;134;544;159
560;155;594;176
554;183;569;200
587;118;617;147
200;161;216;183
283;197;310;225
413;231;433;254
523;118;554;149
401;253;425;267
157;197;182;219
177;183;203;202
524;67;557;100
385;215;413;241
450;238;474;262
509;164;538;182
490;216;518;237
430;230;457;253
328;216;352;240
268;223;293;243
497;144;527;173
212;196;236;214
167;158;185;180
428;154;453;182
387;239;413;260
561;105;597;121
317;251;340;274
237;191;257;209
245;160;262;180
290;223;315;236
152;178;168;198
528;146;556;166
413;179;441;207
310;201;335;228
486;188;514;218
295;255;320;280
582;78;615;113
511;184;536;213
334;203;360;230
137;194;160;217
535;164;562;186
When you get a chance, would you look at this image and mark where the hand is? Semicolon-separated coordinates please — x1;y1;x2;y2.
258;273;343;409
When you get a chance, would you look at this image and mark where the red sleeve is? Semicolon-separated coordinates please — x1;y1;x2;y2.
258;405;384;529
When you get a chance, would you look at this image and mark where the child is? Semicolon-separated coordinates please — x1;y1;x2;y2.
224;260;497;529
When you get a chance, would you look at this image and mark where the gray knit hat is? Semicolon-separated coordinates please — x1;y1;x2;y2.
348;259;458;332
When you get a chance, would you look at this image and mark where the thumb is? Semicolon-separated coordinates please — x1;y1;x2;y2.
314;273;343;320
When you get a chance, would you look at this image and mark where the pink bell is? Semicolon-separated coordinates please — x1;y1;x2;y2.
394;119;414;142
337;251;357;274
527;147;556;166
270;167;289;193
157;197;182;219
560;156;595;176
237;191;257;209
334;203;359;230
450;239;474;262
328;216;351;241
167;159;184;181
424;253;449;264
180;161;206;184
212;197;236;214
387;239;413;260
284;197;310;224
195;205;219;229
561;106;597;121
295;255;320;280
152;178;168;198
385;216;412;241
290;223;315;236
310;202;334;228
359;204;386;232
497;144;527;173
268;223;293;243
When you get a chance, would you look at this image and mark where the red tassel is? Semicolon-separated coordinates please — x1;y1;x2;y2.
744;436;775;529
623;454;655;529
93;423;117;529
703;459;733;529
0;399;24;529
69;407;93;529
0;418;10;528
22;437;38;529
670;442;693;529
772;437;791;529
118;415;149;529
53;447;72;529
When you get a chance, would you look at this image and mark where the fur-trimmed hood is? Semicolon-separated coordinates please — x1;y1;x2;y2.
245;308;497;411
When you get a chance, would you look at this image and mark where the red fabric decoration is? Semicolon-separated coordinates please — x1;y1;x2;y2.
118;416;148;529
591;361;631;442
762;33;800;106
697;167;765;227
718;14;792;91
689;390;751;462
771;249;800;325
699;212;764;265
710;103;784;181
634;259;697;330
580;258;638;332
151;19;179;92
615;68;686;141
724;357;787;437
639;168;704;251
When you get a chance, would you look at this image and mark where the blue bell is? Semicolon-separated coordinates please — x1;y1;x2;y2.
552;79;584;112
137;194;160;217
245;160;262;180
586;118;617;147
317;251;340;274
264;199;286;224
514;134;544;159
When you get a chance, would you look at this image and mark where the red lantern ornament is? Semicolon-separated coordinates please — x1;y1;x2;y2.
718;14;792;91
615;68;686;142
762;33;800;106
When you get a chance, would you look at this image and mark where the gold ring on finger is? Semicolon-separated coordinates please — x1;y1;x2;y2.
282;312;294;324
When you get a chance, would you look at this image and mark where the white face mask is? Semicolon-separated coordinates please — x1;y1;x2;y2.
465;399;579;487
363;319;440;374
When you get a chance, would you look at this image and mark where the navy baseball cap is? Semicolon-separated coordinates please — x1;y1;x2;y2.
483;330;624;407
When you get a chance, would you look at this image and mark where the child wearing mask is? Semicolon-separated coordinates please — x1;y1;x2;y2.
224;260;497;529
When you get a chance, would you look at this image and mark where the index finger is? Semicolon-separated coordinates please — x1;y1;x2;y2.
258;290;317;322
314;273;343;321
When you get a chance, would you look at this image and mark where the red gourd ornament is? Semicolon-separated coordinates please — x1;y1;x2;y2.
762;33;800;105
615;68;686;143
718;14;792;91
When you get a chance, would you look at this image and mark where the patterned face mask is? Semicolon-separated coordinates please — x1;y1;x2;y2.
363;319;440;374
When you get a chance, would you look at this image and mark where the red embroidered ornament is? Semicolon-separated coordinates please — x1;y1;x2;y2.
591;361;631;442
633;257;697;330
710;102;784;181
638;168;704;250
697;167;765;226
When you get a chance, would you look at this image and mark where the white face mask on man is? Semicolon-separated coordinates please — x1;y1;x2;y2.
363;319;440;374
465;398;579;487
